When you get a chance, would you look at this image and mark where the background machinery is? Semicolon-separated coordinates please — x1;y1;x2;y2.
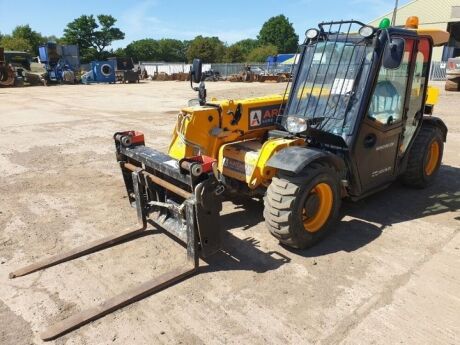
445;57;460;91
0;47;15;86
1;49;46;86
108;56;139;83
10;17;450;341
38;42;79;84
81;60;117;84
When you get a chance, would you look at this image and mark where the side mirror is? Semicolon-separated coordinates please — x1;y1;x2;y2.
191;58;202;83
383;38;405;69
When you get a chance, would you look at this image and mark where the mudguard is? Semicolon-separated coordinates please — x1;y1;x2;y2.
422;116;447;141
266;146;345;174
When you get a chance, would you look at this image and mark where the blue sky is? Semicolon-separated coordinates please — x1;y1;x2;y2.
0;0;410;48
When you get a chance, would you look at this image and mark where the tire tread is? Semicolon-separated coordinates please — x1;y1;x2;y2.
402;126;443;188
264;162;339;248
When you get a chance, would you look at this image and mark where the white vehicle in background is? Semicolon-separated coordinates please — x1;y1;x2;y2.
445;57;460;91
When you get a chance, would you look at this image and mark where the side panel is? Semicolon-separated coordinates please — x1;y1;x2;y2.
168;95;286;161
168;107;220;160
426;86;439;106
218;137;305;189
353;124;401;190
219;140;261;184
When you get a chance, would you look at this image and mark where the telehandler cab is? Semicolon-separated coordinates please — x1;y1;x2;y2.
10;17;450;340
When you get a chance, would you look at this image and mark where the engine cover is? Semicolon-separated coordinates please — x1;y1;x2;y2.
218;137;305;189
220;139;262;184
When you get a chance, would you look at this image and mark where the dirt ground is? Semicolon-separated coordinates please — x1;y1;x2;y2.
0;80;459;345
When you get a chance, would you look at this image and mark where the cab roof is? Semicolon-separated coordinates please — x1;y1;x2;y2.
416;29;450;46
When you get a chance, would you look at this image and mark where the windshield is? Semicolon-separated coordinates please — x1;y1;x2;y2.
282;34;374;136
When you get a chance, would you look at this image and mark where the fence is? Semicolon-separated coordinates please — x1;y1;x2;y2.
210;63;264;76
429;61;447;81
138;61;447;80
139;62;211;76
138;62;293;77
210;61;447;80
210;63;295;76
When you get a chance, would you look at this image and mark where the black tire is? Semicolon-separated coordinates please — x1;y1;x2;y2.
402;126;444;188
445;79;459;92
264;162;341;249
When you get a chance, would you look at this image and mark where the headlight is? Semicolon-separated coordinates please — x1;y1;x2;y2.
305;28;319;39
359;26;374;38
286;116;307;133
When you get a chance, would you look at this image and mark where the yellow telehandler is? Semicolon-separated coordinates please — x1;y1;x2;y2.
10;16;450;340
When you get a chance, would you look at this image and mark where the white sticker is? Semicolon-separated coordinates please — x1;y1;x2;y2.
375;142;395;151
313;53;326;63
331;78;354;95
371;166;392;178
163;159;179;169
249;110;262;127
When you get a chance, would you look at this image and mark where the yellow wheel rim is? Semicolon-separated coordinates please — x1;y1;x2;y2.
425;140;440;176
302;183;333;233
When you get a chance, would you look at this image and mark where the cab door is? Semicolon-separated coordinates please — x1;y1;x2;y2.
400;37;432;154
353;37;416;194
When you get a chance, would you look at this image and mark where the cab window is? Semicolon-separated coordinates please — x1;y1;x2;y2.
368;38;414;126
401;38;431;152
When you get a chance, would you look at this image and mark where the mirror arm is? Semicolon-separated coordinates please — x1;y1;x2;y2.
384;29;397;51
198;81;206;106
384;29;390;44
190;71;195;90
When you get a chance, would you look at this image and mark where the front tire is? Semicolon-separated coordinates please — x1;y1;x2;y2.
264;162;341;249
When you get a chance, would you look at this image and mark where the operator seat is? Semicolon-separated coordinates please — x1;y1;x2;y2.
368;80;401;125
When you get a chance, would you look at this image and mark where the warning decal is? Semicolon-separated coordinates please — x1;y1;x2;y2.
250;110;262;127
248;104;284;129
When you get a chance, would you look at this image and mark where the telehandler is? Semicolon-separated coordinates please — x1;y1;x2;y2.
10;17;450;340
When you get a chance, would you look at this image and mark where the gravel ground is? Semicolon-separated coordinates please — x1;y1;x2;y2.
0;80;459;345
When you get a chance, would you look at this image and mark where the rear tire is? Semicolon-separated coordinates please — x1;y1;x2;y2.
264;162;341;249
402;126;444;188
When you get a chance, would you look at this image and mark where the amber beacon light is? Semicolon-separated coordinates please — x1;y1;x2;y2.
405;16;419;29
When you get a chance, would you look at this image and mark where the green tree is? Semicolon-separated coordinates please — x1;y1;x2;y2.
0;25;45;53
246;44;278;62
43;35;63;44
0;35;31;52
113;47;126;57
124;39;160;62
233;38;259;58
11;25;44;53
63;14;125;62
158;39;187;62
224;44;245;62
181;40;191;61
258;15;299;53
186;36;225;63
